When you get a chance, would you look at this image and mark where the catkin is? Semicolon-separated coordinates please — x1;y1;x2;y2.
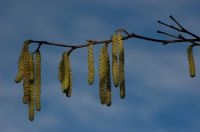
187;45;196;77
105;45;112;106
35;51;41;111
29;82;35;121
15;41;30;83
58;57;65;92
88;43;95;85
66;54;72;97
62;52;70;93
15;55;24;83
112;34;119;87
22;46;31;104
99;44;107;105
117;32;125;99
29;53;35;83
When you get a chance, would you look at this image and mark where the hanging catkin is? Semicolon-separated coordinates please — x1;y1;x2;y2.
105;44;112;106
35;51;41;111
112;34;119;87
187;45;196;77
117;32;125;99
99;44;107;105
58;56;65;92
88;43;95;85
28;53;35;121
22;43;31;104
15;55;24;83
15;41;30;83
29;81;35;121
29;53;35;83
66;53;72;97
61;52;70;93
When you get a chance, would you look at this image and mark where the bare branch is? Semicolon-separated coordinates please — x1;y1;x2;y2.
27;17;200;53
158;20;182;32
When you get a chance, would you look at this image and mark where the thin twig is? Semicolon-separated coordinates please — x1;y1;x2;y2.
157;30;180;39
158;20;182;32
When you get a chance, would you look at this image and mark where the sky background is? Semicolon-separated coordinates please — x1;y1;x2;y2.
0;0;200;132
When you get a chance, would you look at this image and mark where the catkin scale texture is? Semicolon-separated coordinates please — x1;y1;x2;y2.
118;32;125;99
88;43;95;85
22;48;31;104
187;46;196;77
58;57;65;93
15;42;29;83
29;54;35;83
62;52;70;92
29;82;35;121
99;44;107;104
105;45;112;106
35;51;41;111
66;54;72;97
112;34;119;87
15;56;24;83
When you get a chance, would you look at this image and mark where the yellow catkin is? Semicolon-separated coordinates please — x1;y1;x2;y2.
187;45;196;78
22;44;30;104
58;56;65;93
35;51;41;111
61;52;70;93
29;53;35;83
99;44;107;105
15;55;24;83
112;34;119;87
66;54;72;97
29;82;35;121
15;41;30;83
88;43;95;85
105;45;112;106
118;32;125;99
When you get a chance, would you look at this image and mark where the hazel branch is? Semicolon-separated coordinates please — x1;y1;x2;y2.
29;32;200;54
27;16;200;53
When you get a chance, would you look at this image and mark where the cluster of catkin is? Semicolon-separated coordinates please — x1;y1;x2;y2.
187;45;196;78
58;51;72;97
112;31;125;99
15;41;41;121
87;31;125;106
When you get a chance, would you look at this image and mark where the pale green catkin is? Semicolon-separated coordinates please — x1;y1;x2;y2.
29;53;35;83
35;51;41;111
187;45;196;78
58;56;65;92
66;54;72;97
29;82;35;121
62;52;70;93
112;34;119;87
22;44;31;104
118;32;125;99
15;55;24;83
15;41;30;83
88;43;95;85
105;45;112;106
99;44;107;105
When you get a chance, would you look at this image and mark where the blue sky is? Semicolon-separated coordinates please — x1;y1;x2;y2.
0;0;200;132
